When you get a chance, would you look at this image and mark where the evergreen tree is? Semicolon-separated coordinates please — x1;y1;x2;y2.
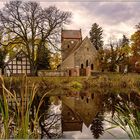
90;113;104;139
89;23;104;50
121;35;129;47
37;45;51;70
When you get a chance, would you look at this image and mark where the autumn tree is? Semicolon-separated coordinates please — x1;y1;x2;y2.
50;52;61;70
0;1;71;75
99;35;130;72
0;48;7;74
108;36;130;72
131;23;140;55
89;23;104;50
129;23;140;72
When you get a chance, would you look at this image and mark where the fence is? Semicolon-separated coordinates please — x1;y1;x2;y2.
38;70;68;77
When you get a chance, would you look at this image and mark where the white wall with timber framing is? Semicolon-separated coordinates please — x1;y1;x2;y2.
4;50;31;76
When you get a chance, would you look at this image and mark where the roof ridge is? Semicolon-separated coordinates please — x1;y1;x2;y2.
5;49;28;66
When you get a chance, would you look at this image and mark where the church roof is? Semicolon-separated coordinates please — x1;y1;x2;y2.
61;29;82;39
61;93;102;128
61;36;94;65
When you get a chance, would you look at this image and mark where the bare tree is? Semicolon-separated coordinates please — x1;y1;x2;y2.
0;1;71;75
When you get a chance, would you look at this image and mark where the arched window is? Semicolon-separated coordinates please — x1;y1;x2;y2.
86;98;89;103
81;96;84;100
91;64;94;70
67;112;70;116
81;64;84;69
91;94;94;99
67;45;70;48
86;60;88;67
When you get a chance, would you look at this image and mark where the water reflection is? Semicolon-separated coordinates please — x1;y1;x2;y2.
0;88;140;139
51;90;140;139
90;113;104;139
61;91;103;128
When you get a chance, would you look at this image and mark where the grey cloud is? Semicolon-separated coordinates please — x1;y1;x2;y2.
79;2;140;25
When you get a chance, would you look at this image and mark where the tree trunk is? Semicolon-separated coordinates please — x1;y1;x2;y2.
30;62;38;76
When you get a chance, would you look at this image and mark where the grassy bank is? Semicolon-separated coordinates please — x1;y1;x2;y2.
2;73;140;96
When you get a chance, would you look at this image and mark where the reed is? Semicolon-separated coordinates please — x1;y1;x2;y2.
106;104;140;139
0;75;50;139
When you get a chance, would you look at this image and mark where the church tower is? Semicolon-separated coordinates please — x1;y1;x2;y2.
61;29;82;61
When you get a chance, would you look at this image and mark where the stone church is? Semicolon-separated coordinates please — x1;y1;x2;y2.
60;29;98;76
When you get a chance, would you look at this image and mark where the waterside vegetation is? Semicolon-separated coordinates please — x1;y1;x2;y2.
0;73;140;139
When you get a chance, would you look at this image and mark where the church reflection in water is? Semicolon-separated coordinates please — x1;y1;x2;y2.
61;91;104;134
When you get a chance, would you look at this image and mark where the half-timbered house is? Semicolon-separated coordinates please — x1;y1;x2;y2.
4;50;31;76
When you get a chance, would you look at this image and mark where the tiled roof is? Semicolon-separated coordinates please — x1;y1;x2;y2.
62;29;82;39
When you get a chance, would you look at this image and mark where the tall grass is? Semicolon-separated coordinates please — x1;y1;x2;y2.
106;104;140;139
0;75;50;139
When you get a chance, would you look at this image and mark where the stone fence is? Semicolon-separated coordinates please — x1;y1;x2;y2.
38;66;91;77
38;70;68;77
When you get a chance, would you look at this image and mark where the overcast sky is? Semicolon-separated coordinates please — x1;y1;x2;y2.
0;0;139;44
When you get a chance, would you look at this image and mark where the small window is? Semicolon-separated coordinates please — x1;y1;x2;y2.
86;60;88;67
81;64;84;69
16;57;22;61
91;94;94;99
86;98;89;103
87;48;89;51
67;45;70;48
91;64;94;70
81;96;84;100
68;112;70;115
71;41;74;44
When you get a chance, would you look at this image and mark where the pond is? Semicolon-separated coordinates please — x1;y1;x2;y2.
0;76;140;139
40;90;139;139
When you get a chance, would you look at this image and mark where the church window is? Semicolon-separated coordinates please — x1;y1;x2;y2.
91;94;94;99
86;98;89;103
67;45;70;48
81;64;84;69
71;41;74;44
91;64;94;70
72;117;75;120
81;96;84;100
67;112;70;116
86;60;88;67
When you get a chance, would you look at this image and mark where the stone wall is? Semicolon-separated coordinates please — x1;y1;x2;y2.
38;70;68;77
74;37;98;71
60;53;75;70
38;66;91;77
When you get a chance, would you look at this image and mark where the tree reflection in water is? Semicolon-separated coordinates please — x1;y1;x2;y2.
90;112;104;139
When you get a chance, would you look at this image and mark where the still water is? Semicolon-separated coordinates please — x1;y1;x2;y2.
43;91;136;139
0;89;139;139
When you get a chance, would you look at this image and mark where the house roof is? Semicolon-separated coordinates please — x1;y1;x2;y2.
5;50;29;66
61;29;82;39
